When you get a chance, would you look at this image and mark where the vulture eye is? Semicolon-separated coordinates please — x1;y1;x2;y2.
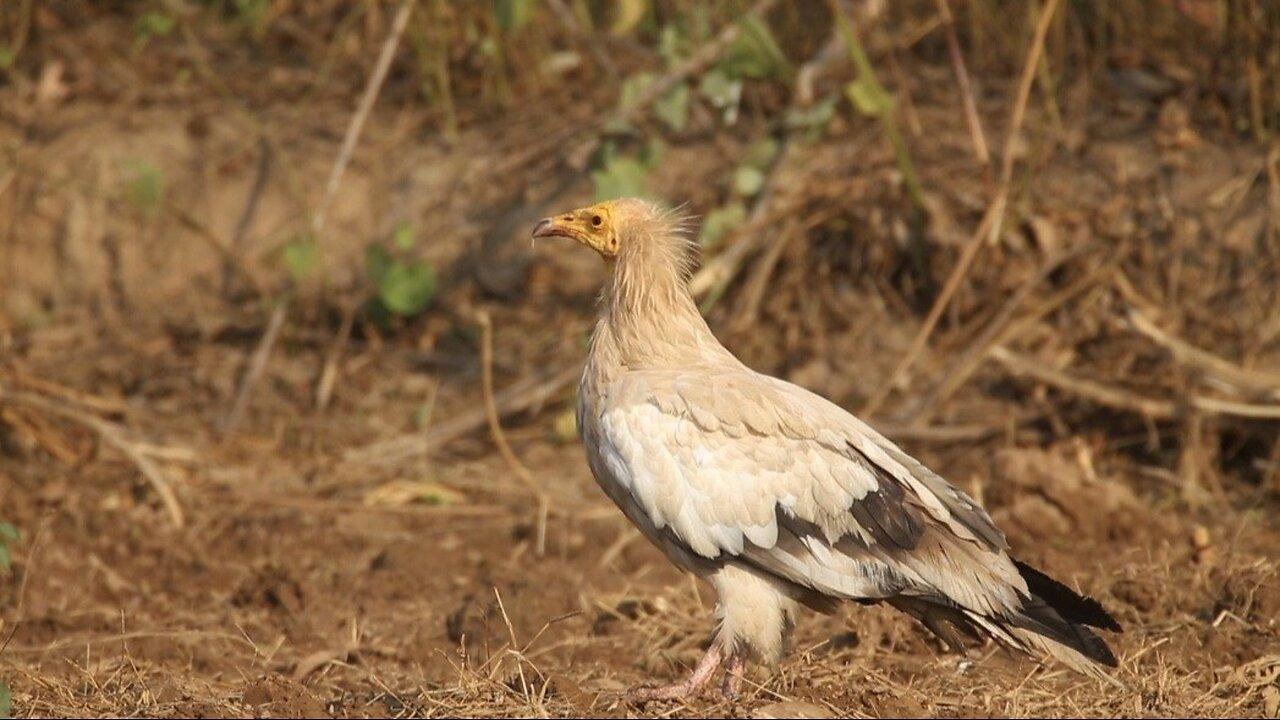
591;215;603;227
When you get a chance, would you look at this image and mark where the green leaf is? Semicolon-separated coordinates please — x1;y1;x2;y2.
641;136;666;167
0;522;18;543
743;138;779;169
124;160;164;215
136;11;175;41
846;78;892;117
733;166;765;197
392;221;415;250
0;545;9;572
281;235;319;281
0;681;10;719
721;15;790;80
617;72;655;111
609;0;647;36
698;68;739;108
495;0;537;32
698;202;747;249
233;0;270;38
591;156;648;201
657;25;685;68
653;83;690;132
413;402;434;430
0;43;16;70
365;244;393;285
378;261;437;316
786;93;839;138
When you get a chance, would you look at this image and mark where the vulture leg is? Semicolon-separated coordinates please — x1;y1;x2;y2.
626;644;723;703
721;650;746;699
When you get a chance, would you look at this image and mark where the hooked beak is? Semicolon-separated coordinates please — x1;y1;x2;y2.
532;218;558;238
532;216;584;242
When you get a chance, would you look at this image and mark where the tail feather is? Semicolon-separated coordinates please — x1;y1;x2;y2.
956;609;1123;687
1003;625;1125;688
1014;560;1122;632
889;561;1122;685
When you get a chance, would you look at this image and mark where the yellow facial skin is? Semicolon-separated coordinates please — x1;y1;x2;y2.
531;201;622;258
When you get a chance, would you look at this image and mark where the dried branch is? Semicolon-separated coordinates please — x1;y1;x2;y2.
862;0;1063;416
0;387;185;527
223;137;272;296
478;310;548;556
223;0;417;434
935;0;990;165
992;347;1280;421
219;297;286;434
314;301;357;411
903;244;1099;423
341;365;579;468
1126;307;1280;399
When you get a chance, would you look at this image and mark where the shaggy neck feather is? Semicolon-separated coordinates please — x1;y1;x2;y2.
589;224;729;375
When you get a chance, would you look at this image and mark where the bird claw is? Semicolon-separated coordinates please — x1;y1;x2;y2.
620;645;726;705
622;680;706;704
623;648;748;705
722;658;745;699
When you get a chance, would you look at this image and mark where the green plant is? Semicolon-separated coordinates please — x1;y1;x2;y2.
280;233;320;282
365;222;437;319
698;137;778;248
786;93;839;140
830;3;925;213
124;159;165;217
494;0;538;33
0;521;16;572
698;202;747;250
134;8;175;48
0;681;10;719
591;138;663;202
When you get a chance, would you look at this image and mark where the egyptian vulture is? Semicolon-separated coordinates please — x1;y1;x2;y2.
532;198;1120;701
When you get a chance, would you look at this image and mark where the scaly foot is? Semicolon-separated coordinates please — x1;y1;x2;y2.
625;645;724;704
721;650;746;699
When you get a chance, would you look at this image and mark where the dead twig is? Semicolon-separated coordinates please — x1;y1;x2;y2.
220;298;286;435
0;387;185;527
991;347;1280;421
478;310;548;556
935;0;990;165
6;370;128;417
341;364;578;467
862;0;1063;416
544;0;618;80
165;203;265;298
1126;307;1280;399
874;421;1009;443
315;0;417;235
992;346;1178;418
224;0;417;435
903;244;1103;423
314;300;358;411
729;220;797;333
223;137;272;297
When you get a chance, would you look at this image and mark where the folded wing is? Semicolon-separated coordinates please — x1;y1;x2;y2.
593;366;1119;675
